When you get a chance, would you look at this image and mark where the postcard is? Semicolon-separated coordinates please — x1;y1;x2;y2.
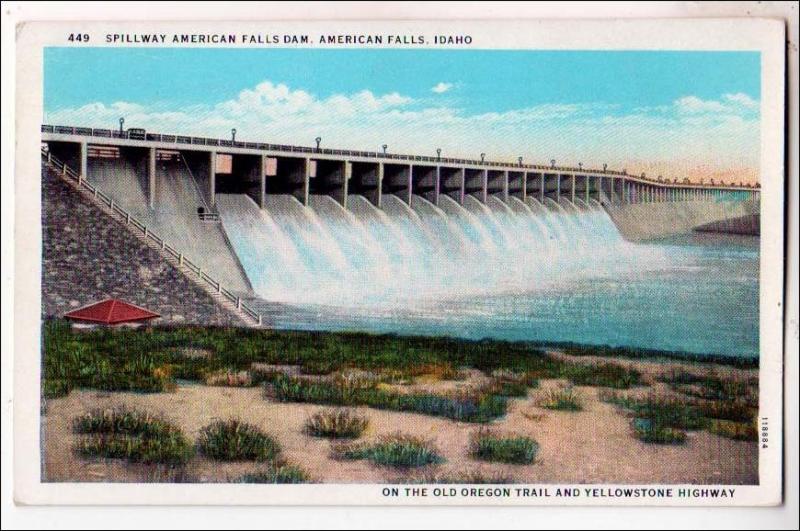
13;16;786;506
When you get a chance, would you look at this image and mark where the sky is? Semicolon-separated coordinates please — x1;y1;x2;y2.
44;48;761;184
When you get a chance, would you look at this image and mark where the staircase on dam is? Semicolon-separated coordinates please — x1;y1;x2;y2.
41;148;264;327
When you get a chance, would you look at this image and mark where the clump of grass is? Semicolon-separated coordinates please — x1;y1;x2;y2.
197;419;280;462
537;387;583;411
42;378;72;399
305;408;369;439
696;400;755;423
470;430;538;465
632;418;687;445
334;433;444;468
72;407;193;465
407;470;513;484
204;368;253;387
561;363;642;389
271;375;507;423
627;395;706;431
707;419;758;441
234;465;310;484
660;370;755;404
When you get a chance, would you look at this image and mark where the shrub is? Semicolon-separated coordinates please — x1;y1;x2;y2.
43;378;72;399
271;375;508;423
407;470;513;484
334;433;444;468
561;363;642;389
627;395;706;431
707;419;758;441
696;400;755;423
197;419;280;462
305;409;369;439
470;430;538;464
538;387;583;411
632;418;686;444
72;407;193;465
235;465;310;484
203;369;253;387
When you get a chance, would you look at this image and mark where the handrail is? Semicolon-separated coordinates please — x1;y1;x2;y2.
40;123;757;191
41;146;263;326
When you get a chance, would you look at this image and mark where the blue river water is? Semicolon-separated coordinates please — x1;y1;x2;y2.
222;195;760;359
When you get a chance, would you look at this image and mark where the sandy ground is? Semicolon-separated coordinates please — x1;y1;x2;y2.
42;356;758;484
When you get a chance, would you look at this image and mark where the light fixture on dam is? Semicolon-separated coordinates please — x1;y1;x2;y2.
436;148;441;161
231;128;237;142
603;163;608;172
118;117;125;134
315;137;322;152
578;162;583;171
382;144;388;155
480;153;485;163
518;157;523;167
550;159;556;168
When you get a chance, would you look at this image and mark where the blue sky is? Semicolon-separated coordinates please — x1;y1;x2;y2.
44;48;761;183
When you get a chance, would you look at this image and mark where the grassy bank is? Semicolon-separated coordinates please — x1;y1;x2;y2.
41;319;748;400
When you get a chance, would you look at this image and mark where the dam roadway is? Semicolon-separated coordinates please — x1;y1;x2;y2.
41;124;760;212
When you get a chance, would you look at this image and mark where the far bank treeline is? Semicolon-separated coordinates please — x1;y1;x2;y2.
41;319;757;400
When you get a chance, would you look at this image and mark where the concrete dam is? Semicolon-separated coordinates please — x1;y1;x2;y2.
42;124;760;310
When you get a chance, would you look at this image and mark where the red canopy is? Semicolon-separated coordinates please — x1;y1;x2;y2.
64;298;160;324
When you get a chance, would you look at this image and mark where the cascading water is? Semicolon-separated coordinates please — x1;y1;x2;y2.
216;192;759;358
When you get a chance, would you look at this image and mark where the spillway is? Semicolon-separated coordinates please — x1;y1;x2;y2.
215;192;680;308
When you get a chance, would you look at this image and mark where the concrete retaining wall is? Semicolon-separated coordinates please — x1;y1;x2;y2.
604;200;759;241
41;163;245;326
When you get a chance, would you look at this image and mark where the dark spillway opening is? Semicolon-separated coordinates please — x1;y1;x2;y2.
349;161;381;206
45;140;82;169
215;153;262;206
464;168;486;202
412;165;438;204
381;163;411;204
487;170;507;200
508;171;525;200
309;159;347;205
525;172;543;201
440;167;464;204
267;156;307;204
543;173;560;200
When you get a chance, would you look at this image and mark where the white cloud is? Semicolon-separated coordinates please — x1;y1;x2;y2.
44;82;760;183
675;93;759;115
431;82;453;94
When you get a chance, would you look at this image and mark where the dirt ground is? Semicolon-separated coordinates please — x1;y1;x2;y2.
42;354;758;485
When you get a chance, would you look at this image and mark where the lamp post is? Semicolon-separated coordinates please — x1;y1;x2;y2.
315;137;322;152
603;163;607;172
382;144;387;155
480;153;485;163
436;148;441;161
518;157;523;167
231;128;237;142
118;117;125;135
578;162;583;171
550;159;556;169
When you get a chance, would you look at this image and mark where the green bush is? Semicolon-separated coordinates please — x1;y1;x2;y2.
561;363;642;389
271;375;508;423
335;433;444;468
43;378;72;399
696;400;755;423
72;407;193;465
305;409;369;439
707;419;758;441
470;430;538;464
627;396;706;431
632;418;687;444
197;419;280;462
235;465;310;484
538;387;583;411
